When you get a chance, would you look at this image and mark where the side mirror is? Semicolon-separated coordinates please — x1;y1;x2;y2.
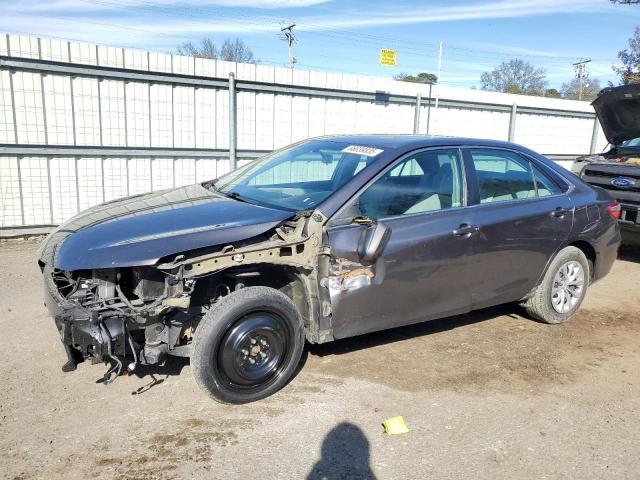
358;221;391;263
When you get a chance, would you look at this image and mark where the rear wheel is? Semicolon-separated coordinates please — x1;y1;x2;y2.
192;286;304;404
523;246;589;324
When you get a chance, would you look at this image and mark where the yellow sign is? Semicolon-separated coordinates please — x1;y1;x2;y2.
380;49;397;66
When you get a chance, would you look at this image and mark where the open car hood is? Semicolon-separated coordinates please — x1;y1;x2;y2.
38;183;292;271
592;84;640;146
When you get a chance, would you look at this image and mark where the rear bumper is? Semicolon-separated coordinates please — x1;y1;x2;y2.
619;201;640;228
591;220;622;283
621;224;640;245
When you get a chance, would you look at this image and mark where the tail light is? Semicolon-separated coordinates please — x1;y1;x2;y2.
606;201;621;219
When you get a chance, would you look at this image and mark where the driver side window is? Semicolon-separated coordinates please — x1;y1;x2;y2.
346;148;464;220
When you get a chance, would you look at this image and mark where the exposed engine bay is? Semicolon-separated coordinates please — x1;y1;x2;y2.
43;212;332;383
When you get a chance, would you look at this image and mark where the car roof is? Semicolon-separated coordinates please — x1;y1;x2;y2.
316;134;520;151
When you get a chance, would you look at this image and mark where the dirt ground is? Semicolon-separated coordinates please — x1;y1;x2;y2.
0;239;639;480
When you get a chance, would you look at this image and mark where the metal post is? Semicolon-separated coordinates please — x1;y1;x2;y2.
100;157;105;203
46;156;54;223
148;83;153;147
413;93;421;134
8;70;18;144
123;81;129;147
125;157;130;196
97;79;103;146
228;72;237;170
171;84;175;148
508;104;517;142
69;76;77;145
590;117;599;154
193;87;198;149
426;83;433;135
16;156;25;226
74;156;80;213
40;74;48;145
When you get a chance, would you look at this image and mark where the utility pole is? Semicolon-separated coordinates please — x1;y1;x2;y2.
435;41;443;109
573;59;591;101
280;24;297;69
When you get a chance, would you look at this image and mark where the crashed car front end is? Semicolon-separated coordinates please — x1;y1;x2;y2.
36;180;326;381
43;259;197;380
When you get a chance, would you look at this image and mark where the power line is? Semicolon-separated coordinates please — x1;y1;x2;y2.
77;0;608;63
280;24;296;69
573;59;592;101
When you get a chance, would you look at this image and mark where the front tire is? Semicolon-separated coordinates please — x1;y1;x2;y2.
192;286;305;404
523;246;589;324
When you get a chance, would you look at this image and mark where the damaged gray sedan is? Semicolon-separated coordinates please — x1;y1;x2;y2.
38;135;621;403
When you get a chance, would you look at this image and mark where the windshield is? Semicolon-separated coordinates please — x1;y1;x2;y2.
622;137;640;147
210;139;384;211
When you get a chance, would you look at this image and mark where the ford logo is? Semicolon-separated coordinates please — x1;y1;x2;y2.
610;177;636;187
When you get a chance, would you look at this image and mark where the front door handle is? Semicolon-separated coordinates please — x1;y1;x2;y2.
453;223;479;237
550;207;570;218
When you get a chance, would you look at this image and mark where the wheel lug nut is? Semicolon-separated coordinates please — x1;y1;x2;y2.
250;338;257;345
241;349;248;355
249;358;255;364
260;339;267;346
259;351;266;358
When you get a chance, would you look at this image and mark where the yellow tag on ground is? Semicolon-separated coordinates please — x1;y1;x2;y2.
382;416;409;435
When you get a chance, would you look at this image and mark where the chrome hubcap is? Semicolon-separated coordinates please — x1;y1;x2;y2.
551;261;585;314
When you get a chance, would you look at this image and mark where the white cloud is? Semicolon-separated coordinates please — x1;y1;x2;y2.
9;0;332;13
298;0;614;30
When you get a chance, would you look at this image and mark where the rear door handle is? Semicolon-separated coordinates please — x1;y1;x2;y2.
550;207;570;218
453;223;479;237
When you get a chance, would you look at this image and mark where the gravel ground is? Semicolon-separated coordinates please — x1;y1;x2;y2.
1;239;639;480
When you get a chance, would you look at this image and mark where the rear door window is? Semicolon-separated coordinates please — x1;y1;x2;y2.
532;165;562;197
469;149;537;203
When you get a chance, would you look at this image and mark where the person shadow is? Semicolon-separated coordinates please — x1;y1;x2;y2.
307;422;376;480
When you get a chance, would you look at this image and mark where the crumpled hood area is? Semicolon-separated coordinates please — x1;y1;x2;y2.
37;183;292;271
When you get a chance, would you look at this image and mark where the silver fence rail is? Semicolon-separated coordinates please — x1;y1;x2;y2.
0;46;600;235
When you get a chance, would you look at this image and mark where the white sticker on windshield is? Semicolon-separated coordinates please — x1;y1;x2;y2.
341;145;384;157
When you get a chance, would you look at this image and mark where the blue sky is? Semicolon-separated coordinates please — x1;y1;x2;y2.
3;0;640;90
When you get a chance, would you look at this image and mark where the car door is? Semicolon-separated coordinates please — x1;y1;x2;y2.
463;148;574;310
325;147;476;339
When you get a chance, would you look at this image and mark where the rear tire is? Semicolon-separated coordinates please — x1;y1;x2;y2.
192;286;305;404
523;246;589;324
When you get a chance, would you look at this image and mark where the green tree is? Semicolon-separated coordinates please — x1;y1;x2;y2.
560;77;601;101
480;59;547;96
614;27;640;84
544;88;561;98
394;72;438;84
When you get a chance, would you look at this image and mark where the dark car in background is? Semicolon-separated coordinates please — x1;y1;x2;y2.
578;84;640;244
38;135;621;403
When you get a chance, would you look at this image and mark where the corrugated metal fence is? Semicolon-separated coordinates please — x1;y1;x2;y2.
0;34;603;235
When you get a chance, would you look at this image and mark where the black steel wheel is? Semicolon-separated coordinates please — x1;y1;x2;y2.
216;312;291;390
192;286;304;404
